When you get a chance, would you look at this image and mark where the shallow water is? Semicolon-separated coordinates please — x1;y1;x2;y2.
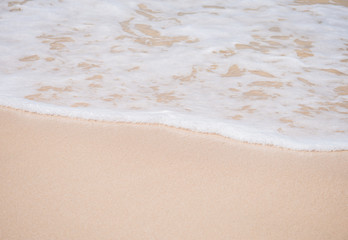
0;0;347;150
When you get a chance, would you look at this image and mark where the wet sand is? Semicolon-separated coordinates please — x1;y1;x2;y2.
1;106;347;240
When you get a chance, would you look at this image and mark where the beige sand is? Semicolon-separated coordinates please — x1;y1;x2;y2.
0;106;347;240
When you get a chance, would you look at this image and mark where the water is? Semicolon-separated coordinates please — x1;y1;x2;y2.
0;0;347;150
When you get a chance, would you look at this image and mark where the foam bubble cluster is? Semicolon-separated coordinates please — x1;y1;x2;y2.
0;0;347;150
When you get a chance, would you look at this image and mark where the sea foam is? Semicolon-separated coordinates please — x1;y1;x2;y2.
0;0;347;151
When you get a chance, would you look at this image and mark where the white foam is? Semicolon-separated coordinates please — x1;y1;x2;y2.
0;0;347;150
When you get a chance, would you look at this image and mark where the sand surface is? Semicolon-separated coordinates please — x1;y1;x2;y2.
1;106;347;240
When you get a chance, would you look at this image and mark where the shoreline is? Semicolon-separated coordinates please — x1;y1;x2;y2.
0;104;346;152
1;105;347;239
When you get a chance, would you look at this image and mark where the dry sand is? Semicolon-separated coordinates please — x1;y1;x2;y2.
0;106;347;239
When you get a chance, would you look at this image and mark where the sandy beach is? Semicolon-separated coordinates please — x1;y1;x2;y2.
1;106;347;239
1;0;348;239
